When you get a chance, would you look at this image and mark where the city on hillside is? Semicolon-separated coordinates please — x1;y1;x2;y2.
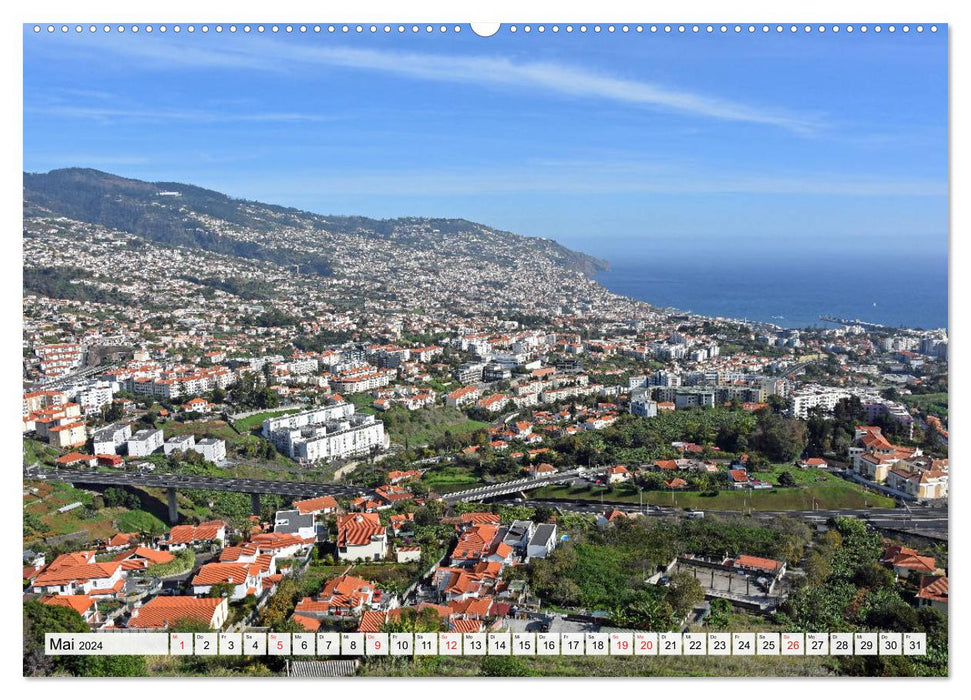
22;172;948;678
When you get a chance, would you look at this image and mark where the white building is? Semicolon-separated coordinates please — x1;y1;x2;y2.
71;380;116;414
526;523;558;560
194;438;227;463
262;403;388;462
92;423;132;455
788;385;852;419
630;388;658;418
273;509;317;540
127;428;164;457
164;434;196;456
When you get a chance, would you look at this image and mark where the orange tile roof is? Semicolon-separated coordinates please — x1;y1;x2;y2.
127;596;223;629
917;575;948;603
451;618;482;633
33;562;122;587
41;594;96;616
451;524;499;561
729;469;749;483
357;610;387;633
733;554;783;573
106;532;139;548
449;596;493;618
113;547;175;570
191;562;251;586
337;513;385;548
165;520;226;545
219;543;260;562
888;553;937;573
250;532;315;550
292;495;339;515
291;614;322;632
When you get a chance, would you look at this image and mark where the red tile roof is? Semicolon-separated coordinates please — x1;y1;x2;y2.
291;614;322;632
917;575;948;603
336;513;385;547
41;594;96;616
191;563;251;586
732;554;783;573
357;610;387;633
292;495;338;515
165;520;226;545
127;596;223;629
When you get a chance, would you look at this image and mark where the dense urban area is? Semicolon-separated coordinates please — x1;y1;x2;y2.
23;170;948;677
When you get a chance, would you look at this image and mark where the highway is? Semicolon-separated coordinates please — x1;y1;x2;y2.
28;363;120;391
28;467;369;499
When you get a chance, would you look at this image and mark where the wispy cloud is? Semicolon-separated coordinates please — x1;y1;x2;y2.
54;36;824;135
28;103;335;124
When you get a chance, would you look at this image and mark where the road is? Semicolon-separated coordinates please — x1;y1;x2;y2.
440;468;586;504
28;467;369;499
27;363;120;391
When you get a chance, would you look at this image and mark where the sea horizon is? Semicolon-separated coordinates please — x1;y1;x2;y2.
592;250;948;332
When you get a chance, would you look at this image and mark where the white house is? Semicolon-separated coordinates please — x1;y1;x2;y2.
92;423;132;455
191;562;261;601
127;428;164;457
164;434;196;456
274;509;317;540
194;437;227;463
526;523;558;560
336;513;387;562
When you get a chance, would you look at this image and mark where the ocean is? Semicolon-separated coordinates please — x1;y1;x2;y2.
594;253;948;331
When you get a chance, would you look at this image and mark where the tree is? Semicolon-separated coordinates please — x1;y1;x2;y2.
665;571;706;619
751;409;807;462
777;471;797;487
381;607;445;633
805;550;833;588
24;599;88;676
707;598;732;630
102;402;124;423
206;582;236;599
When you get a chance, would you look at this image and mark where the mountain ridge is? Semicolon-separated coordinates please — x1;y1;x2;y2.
23;168;609;279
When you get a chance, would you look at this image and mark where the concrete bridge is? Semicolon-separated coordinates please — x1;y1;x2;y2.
31;468;369;524
440;468;586;504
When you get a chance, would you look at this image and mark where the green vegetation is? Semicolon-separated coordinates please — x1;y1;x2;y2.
23;600;146;677
361;653;834;677
301;561;421;598
371;403;489;448
182;275;278;301
776;518;947;676
232;408;303;432
24;437;64;467
117;509;168;535
144;548;195;578
421;466;481;492
902;392;948;420
533;476;895;511
24;265;131;306
517;515;812;631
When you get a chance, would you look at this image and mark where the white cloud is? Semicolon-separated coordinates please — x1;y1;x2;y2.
53;36;824;134
28;104;334;124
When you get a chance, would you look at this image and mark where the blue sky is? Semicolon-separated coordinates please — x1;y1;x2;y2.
23;25;948;262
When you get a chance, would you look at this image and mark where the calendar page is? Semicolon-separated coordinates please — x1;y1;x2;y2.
20;6;949;683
